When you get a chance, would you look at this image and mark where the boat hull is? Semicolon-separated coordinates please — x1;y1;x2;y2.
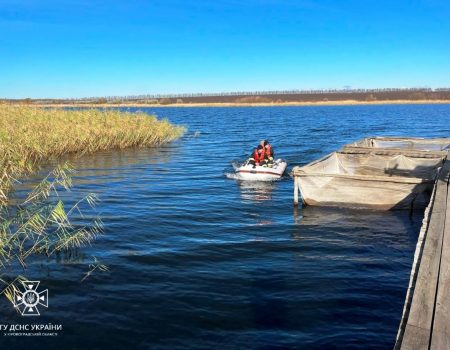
235;159;287;181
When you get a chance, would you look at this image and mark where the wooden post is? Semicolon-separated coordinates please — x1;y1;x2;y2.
294;176;299;206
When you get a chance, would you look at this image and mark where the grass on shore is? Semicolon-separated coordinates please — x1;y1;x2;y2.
0;105;185;201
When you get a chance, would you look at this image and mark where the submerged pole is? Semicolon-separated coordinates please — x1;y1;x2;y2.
294;176;299;206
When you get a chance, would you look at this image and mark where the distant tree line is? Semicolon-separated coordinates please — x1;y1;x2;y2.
2;87;450;105
75;87;450;102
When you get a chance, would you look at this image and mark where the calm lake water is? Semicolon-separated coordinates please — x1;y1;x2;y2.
2;104;450;349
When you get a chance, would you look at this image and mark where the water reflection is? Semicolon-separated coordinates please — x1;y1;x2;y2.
293;206;303;225
298;205;419;227
13;143;182;199
237;180;277;202
292;205;421;245
65;144;181;184
65;144;181;168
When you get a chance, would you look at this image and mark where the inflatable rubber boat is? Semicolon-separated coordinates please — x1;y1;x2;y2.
233;159;287;181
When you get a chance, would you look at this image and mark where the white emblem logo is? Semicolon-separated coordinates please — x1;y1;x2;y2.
13;281;48;316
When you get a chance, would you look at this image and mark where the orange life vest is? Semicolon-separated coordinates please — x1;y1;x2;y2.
257;147;265;161
264;144;272;158
253;149;260;162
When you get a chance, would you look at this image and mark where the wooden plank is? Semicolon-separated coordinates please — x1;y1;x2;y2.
400;167;449;348
396;178;439;347
430;329;450;350
405;209;445;328
401;324;431;350
430;165;450;350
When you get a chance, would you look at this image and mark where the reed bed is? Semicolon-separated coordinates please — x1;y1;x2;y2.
0;105;185;199
0;105;183;296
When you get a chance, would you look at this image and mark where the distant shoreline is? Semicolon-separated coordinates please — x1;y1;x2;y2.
7;99;450;108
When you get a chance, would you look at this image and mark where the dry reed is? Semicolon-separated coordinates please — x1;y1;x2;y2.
0;106;184;298
0;105;185;200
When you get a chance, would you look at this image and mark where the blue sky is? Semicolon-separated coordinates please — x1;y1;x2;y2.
1;0;449;98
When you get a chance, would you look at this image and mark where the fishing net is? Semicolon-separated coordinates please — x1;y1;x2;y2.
292;152;445;209
300;152;443;178
349;137;450;152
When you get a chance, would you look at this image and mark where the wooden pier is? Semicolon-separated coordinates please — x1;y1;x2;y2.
396;158;450;349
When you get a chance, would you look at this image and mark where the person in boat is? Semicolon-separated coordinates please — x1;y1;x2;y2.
247;145;265;167
260;140;274;167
